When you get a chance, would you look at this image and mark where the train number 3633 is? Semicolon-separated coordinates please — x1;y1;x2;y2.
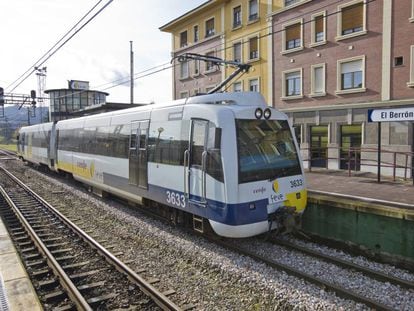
290;179;303;188
166;191;186;208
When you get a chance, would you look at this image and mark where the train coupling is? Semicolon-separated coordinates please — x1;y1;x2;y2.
267;206;299;235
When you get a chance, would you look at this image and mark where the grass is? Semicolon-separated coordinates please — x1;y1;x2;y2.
0;143;17;152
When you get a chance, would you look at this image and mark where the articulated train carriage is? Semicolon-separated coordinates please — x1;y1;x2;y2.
17;92;307;238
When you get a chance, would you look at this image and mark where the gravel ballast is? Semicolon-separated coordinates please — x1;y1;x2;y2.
4;160;414;310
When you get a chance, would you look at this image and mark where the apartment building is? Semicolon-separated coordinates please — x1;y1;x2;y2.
272;0;414;176
160;0;282;103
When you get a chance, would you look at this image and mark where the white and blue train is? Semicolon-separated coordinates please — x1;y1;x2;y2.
17;92;307;238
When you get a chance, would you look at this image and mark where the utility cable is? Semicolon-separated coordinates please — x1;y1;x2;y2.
6;0;113;93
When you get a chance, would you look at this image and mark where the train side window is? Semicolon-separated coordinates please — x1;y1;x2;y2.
207;126;223;182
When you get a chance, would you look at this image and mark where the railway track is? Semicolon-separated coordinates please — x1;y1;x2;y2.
208;235;413;311
0;148;17;160
0;166;183;310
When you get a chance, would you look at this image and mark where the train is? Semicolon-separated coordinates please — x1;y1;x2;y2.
17;92;307;238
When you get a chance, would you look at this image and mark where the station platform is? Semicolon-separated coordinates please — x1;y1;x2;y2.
0;217;42;310
305;169;414;208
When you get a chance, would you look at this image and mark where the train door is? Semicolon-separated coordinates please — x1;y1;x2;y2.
129;120;149;188
187;119;208;206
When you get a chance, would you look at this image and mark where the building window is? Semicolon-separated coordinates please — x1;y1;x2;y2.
394;57;403;67
193;60;200;76
180;60;189;79
249;78;259;92
282;19;303;54
233;82;242;92
310;64;326;96
286;23;301;50
248;36;259;60
233;42;242;62
205;18;215;38
180;31;187;48
248;0;258;21
194;25;199;43
337;56;365;93
337;1;366;39
233;6;242;28
285;0;300;6
283;69;302;98
408;46;414;87
180;91;189;99
311;12;326;45
205;52;215;72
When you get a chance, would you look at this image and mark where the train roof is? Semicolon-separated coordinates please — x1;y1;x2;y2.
20;92;279;131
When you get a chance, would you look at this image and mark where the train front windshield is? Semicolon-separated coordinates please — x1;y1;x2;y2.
236;119;301;183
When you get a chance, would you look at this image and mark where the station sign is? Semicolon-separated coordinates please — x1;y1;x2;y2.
68;80;90;90
368;107;414;122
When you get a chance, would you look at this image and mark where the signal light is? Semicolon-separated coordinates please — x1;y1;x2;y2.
264;108;271;119
255;108;263;119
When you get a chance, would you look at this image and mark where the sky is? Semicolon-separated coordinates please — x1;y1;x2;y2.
0;0;206;105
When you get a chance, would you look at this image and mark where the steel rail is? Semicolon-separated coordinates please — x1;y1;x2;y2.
0;185;92;311
0;166;182;311
209;237;393;311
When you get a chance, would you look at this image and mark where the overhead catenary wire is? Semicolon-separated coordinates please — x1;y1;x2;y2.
5;0;376;111
93;0;376;94
6;0;114;93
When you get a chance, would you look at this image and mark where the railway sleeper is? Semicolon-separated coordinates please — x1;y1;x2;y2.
37;278;58;289
43;290;66;302
70;269;106;280
62;261;91;270
50;248;73;255
77;281;106;292
23;253;42;260
18;240;33;247
20;246;36;253
32;268;50;278
162;289;176;297
53;303;74;311
26;259;46;268
87;293;117;306
46;242;69;249
55;255;76;262
43;237;63;243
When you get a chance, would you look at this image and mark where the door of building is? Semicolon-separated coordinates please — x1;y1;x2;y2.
310;126;328;168
340;124;362;170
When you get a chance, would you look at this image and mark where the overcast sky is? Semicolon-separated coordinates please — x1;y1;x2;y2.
0;0;205;104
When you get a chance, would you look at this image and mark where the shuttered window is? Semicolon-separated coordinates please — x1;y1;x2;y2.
315;15;324;42
312;65;325;94
233;42;242;62
249;37;259;59
285;23;301;49
341;3;363;35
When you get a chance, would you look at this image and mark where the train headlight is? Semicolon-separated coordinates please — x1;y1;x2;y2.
264;108;271;119
255;108;263;119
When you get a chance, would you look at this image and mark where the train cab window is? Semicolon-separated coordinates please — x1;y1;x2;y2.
236;119;301;183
